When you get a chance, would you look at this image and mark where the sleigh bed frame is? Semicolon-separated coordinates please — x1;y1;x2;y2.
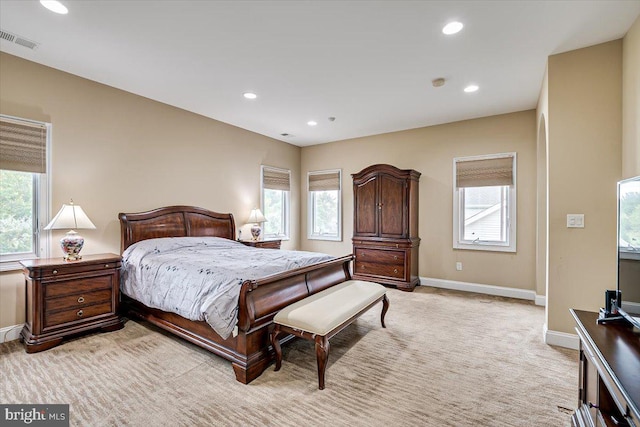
118;205;352;384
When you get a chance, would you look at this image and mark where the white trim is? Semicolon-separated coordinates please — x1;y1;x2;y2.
307;169;342;241
420;276;542;304
452;152;517;253
260;165;291;240
0;324;23;343
535;295;546;307
0;115;52;271
543;323;580;350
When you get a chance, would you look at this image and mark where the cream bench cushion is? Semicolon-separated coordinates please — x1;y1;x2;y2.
273;280;387;336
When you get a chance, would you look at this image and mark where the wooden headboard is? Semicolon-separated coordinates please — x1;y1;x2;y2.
119;205;236;253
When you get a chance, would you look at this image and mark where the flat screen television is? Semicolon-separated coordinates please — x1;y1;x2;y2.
616;175;640;330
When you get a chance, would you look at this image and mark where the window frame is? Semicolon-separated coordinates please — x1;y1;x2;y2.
307;169;342;241
0;114;51;271
452;152;516;253
260;165;290;240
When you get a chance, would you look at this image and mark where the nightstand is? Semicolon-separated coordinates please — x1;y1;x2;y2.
20;253;125;353
239;239;282;249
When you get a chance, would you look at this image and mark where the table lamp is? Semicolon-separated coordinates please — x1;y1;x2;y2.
247;208;267;240
44;200;96;261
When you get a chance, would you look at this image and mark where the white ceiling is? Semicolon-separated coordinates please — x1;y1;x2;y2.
1;1;639;147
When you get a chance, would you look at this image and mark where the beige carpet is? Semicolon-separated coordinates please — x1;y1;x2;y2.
0;287;578;426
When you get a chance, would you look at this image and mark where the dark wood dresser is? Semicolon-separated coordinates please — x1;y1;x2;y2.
352;164;420;291
20;253;124;353
571;309;639;427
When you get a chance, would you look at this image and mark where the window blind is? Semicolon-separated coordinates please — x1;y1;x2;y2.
455;155;514;188
309;171;340;191
0;117;47;174
262;167;290;191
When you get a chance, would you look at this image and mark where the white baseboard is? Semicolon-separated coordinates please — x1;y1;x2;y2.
0;324;22;343
534;295;546;307
543;323;580;350
420;277;546;306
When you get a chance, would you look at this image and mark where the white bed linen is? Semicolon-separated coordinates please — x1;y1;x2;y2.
120;237;333;339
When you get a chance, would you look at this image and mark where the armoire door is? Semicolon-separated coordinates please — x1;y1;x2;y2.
379;173;406;238
354;175;378;237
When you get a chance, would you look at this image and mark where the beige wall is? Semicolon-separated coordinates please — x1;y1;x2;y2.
546;40;622;334
623;15;640;179
0;53;301;329
301;111;538;291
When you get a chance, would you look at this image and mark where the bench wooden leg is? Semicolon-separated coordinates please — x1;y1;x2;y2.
315;335;330;390
271;326;283;371
381;294;389;328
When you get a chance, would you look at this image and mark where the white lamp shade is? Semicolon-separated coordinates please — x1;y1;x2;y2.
247;208;267;224
44;203;96;230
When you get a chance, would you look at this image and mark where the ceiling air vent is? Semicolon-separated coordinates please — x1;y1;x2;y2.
0;29;39;50
0;30;16;42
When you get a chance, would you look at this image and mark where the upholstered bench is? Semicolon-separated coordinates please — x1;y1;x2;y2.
270;280;389;390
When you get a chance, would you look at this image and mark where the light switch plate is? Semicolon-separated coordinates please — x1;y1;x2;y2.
567;214;585;228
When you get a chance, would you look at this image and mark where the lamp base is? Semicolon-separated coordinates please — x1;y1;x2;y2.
60;230;84;261
250;224;261;241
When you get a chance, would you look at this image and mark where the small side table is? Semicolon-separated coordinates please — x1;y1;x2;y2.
20;253;125;353
239;239;282;249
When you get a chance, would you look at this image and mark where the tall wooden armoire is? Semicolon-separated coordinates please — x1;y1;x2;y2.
352;164;420;291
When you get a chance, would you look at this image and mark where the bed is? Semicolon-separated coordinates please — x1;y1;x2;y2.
118;205;353;384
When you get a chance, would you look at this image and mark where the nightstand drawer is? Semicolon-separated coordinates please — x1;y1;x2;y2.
44;301;113;329
354;261;404;279
355;248;404;265
45;289;112;312
45;275;113;298
33;261;120;279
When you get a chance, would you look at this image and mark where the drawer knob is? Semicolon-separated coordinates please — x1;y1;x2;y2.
105;264;110;268
77;310;84;317
77;296;85;303
52;270;58;274
394;269;398;273
394;256;398;260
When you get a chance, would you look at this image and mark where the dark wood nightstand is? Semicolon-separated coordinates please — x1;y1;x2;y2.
239;239;282;249
20;253;125;353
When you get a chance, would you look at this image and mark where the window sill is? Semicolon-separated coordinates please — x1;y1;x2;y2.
308;236;342;242
454;243;516;253
0;259;28;273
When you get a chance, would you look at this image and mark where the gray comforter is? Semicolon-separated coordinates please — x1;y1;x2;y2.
121;237;333;339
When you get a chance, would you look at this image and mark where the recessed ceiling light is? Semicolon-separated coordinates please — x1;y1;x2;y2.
40;0;68;14
307;121;317;126
464;84;479;93
442;21;463;35
243;92;257;99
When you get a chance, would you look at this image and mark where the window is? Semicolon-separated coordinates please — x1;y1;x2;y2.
453;153;516;252
0;115;51;271
261;166;290;240
308;169;341;241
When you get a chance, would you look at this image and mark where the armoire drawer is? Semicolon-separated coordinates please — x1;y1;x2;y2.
354;261;405;279
355;248;405;265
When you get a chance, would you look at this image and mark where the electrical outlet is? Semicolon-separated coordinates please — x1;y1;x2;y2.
456;262;463;271
567;214;585;228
